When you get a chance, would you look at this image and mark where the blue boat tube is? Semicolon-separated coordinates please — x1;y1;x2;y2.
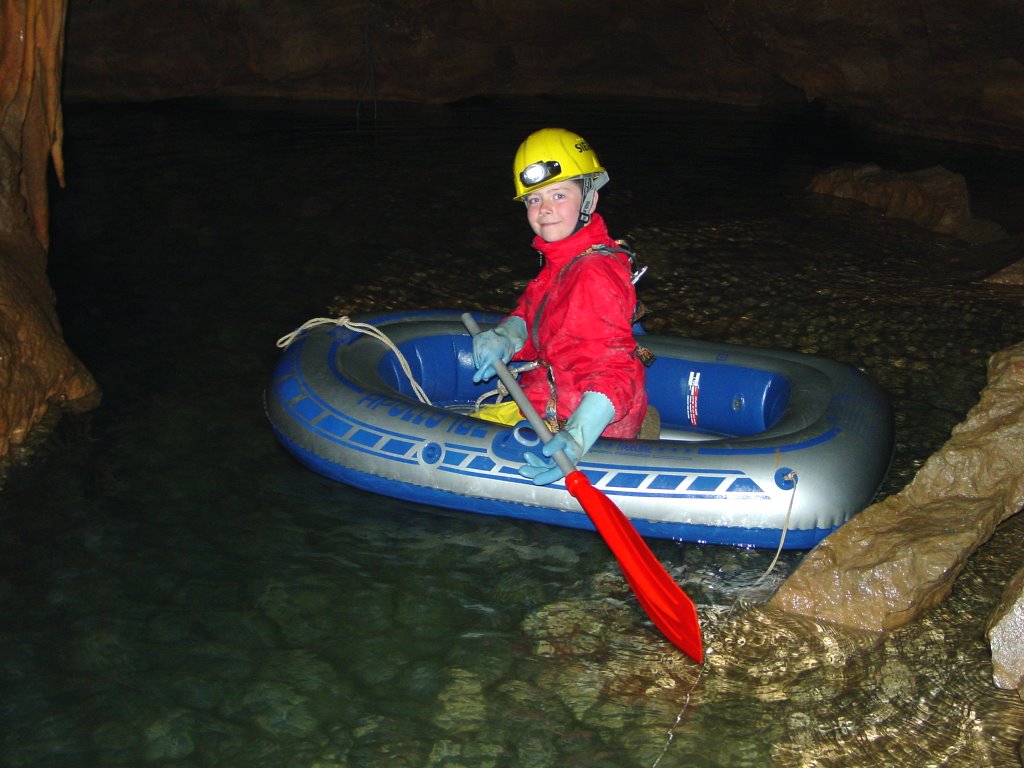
266;310;894;549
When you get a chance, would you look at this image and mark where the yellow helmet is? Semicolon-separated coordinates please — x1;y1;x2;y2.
512;128;609;203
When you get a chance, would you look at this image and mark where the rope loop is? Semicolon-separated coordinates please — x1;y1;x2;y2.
275;316;348;349
275;315;432;405
755;470;798;585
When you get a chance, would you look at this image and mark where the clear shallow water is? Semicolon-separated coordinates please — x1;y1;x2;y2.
3;97;1024;766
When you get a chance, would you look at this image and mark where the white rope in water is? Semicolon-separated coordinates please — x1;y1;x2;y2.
652;470;799;767
651;660;707;768
276;316;432;405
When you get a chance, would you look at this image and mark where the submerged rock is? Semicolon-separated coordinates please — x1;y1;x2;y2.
433;668;487;734
771;341;1024;642
142;709;196;762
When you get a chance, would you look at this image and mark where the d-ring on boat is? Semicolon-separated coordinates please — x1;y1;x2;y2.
266;310;893;549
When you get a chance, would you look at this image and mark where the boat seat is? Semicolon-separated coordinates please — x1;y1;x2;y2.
638;405;661;440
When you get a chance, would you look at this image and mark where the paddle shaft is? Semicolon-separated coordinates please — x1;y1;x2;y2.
462;312;704;662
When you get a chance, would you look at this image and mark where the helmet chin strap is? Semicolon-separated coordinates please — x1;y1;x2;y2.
573;177;597;234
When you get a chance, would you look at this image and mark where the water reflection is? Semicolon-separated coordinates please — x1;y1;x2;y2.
2;97;1022;766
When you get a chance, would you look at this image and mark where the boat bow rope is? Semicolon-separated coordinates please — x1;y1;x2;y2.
277;315;432;405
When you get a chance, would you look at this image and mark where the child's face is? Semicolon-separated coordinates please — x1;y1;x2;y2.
524;181;591;243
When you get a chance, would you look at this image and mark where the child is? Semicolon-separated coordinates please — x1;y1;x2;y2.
473;128;649;485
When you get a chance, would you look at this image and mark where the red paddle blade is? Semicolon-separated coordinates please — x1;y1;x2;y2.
565;471;704;663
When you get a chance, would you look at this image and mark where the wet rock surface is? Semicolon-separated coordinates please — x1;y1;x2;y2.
771;341;1024;638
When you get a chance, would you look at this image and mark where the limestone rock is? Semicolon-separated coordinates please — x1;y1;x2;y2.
985;564;1024;695
984;235;1024;285
770;341;1024;634
808;164;1008;245
0;0;100;465
986;259;1024;286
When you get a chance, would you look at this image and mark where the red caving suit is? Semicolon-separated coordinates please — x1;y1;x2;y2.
506;213;648;438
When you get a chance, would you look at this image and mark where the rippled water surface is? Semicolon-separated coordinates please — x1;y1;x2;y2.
3;97;1024;766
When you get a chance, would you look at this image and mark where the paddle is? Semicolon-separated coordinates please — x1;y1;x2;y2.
462;313;704;662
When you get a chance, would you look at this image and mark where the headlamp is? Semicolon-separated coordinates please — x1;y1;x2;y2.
519;160;561;189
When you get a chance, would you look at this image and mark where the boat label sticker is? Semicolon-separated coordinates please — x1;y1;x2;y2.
687;371;700;427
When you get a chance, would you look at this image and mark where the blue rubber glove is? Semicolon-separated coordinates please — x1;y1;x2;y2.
472;317;527;383
519;391;616;485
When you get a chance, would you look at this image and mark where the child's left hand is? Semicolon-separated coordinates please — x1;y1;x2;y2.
518;431;582;485
518;391;615;485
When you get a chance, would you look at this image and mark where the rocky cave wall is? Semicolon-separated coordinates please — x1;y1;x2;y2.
60;0;1024;151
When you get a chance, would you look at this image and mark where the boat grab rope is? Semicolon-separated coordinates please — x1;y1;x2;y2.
755;469;798;584
276;316;432;405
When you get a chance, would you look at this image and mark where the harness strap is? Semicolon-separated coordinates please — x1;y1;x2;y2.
585;242;656;367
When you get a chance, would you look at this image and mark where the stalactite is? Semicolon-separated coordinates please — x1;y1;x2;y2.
1;0;67;247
